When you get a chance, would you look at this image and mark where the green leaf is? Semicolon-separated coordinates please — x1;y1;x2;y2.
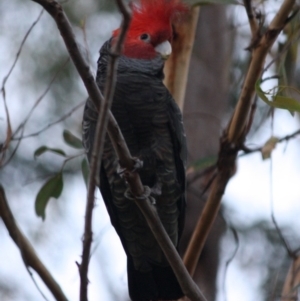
63;130;83;149
273;95;299;113
81;158;90;188
255;80;300;114
186;0;238;6
187;155;217;174
35;173;63;220
261;137;279;160
34;146;66;159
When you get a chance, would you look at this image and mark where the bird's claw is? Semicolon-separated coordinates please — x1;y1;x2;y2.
132;157;143;172
117;157;143;176
117;166;126;176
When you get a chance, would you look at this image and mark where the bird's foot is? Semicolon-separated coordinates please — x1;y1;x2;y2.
131;157;143;172
151;182;162;196
117;157;143;176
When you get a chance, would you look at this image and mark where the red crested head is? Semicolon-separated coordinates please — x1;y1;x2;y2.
112;0;189;59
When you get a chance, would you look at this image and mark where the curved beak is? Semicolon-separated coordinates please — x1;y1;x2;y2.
154;40;172;60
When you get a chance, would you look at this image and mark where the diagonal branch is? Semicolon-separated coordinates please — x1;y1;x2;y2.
79;1;131;300
243;0;259;38
228;0;296;143
183;0;297;277
0;185;68;301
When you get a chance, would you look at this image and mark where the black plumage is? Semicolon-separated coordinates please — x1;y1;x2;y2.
82;40;187;301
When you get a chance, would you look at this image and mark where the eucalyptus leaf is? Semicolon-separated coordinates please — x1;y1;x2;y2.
35;173;63;220
255;81;300;114
81;158;90;188
261;137;279;160
63;130;83;149
273;95;300;113
187;155;217;174
34;146;66;159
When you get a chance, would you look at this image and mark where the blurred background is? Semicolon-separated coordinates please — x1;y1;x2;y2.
1;0;300;300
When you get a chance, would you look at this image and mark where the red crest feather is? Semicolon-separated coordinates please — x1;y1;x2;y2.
129;0;188;29
113;0;189;59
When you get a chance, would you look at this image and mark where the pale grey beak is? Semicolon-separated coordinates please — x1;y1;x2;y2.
154;40;172;60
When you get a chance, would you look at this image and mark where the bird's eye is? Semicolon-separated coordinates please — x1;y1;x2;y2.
140;33;150;41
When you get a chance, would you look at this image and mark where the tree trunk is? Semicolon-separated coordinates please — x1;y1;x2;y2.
180;6;233;300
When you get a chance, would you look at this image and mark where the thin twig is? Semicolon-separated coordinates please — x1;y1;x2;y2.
243;0;259;37
12;100;85;140
0;127;23;169
0;88;12;166
0;58;70;169
0;185;68;301
222;226;239;301
271;213;293;256
12;57;70;139
0;9;44;166
1;9;44;91
263;26;300;73
61;152;85;171
240;128;300;155
26;267;50;301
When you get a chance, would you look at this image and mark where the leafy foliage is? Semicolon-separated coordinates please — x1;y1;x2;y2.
34;146;66;158
255;81;300;114
35;173;64;220
63;130;83;149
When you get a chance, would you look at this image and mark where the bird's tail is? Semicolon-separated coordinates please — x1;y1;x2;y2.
127;258;184;301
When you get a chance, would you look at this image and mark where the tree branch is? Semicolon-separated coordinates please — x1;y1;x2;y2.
164;6;200;111
184;137;238;275
79;1;131;300
228;0;296;143
243;0;259;38
131;188;207;301
0;185;68;301
241;128;300;155
183;0;296;277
